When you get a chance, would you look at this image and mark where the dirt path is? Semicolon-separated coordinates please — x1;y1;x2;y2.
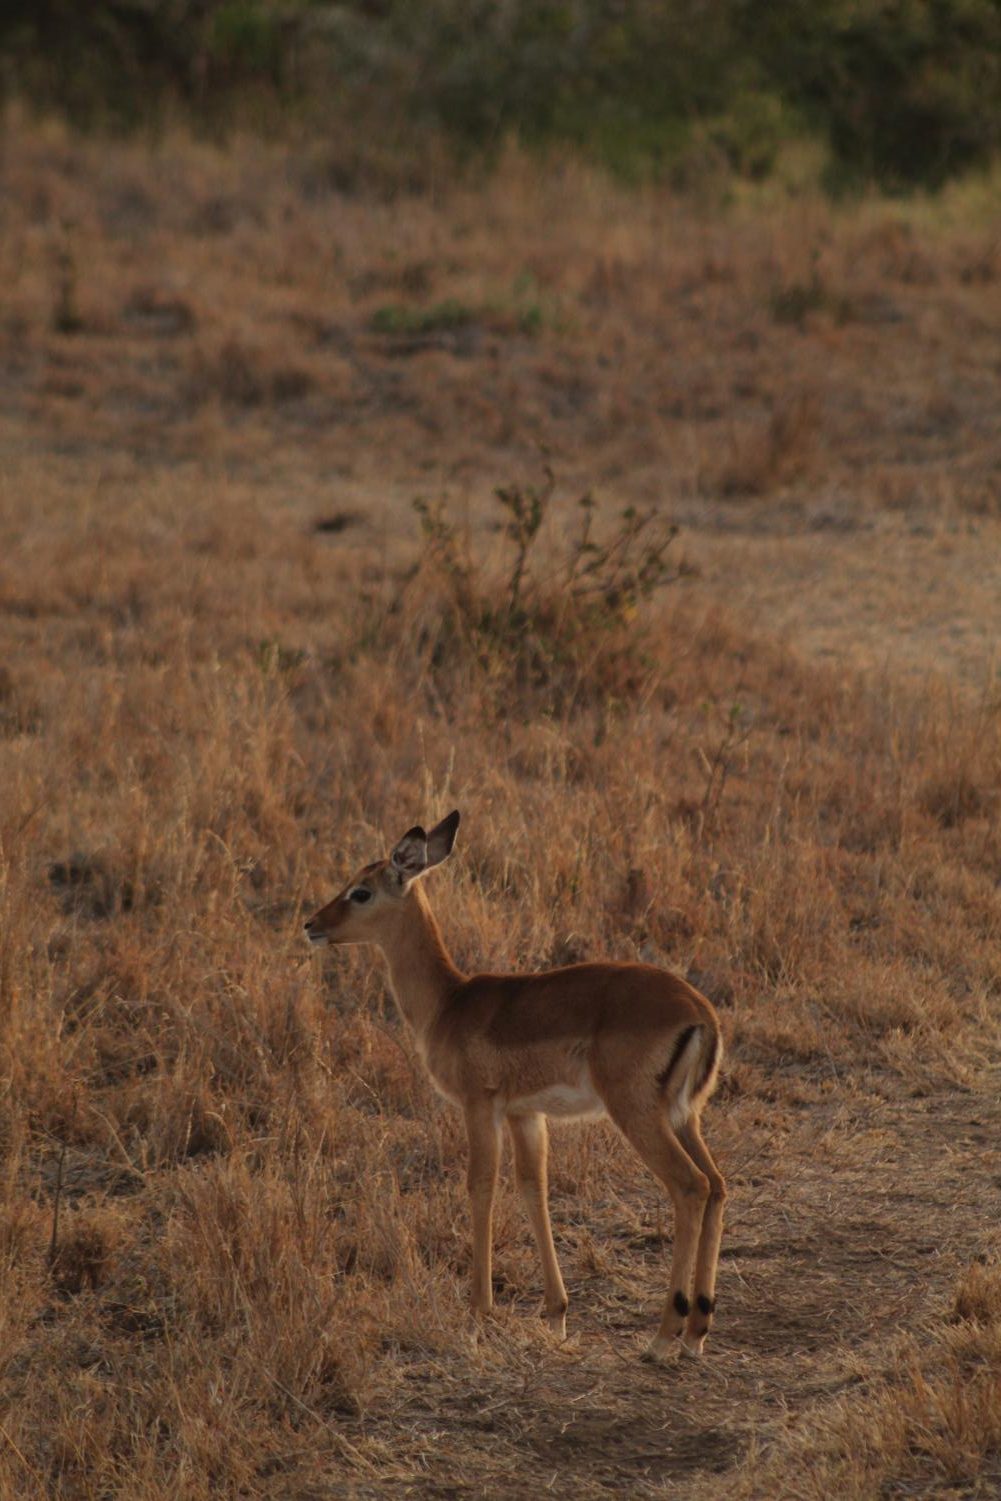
689;508;1001;694
331;1071;1001;1498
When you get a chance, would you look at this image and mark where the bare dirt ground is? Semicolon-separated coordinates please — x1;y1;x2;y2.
696;518;1001;693
335;1081;1001;1498
1;120;1000;1498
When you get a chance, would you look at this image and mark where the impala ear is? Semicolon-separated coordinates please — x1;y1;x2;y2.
426;809;460;868
390;811;459;882
390;825;428;878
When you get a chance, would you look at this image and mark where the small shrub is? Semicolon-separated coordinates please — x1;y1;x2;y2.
712;393;821;497
381;469;684;714
50;1212;119;1295
370;300;478;337
51;237;83;335
770;267;853;329
370;287;556;341
123;287;196;338
48;853;137;920
919;772;994;829
189;339;314;407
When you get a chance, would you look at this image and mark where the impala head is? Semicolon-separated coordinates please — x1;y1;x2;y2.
303;810;460;949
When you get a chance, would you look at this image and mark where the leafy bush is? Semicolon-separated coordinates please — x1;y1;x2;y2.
3;1;1000;188
744;0;1001;190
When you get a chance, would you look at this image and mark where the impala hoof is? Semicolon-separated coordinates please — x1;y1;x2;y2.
643;1334;677;1364
546;1311;568;1341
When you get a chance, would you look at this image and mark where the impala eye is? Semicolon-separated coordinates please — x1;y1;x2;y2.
349;888;372;904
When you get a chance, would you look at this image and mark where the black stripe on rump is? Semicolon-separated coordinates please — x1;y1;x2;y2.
696;1029;720;1095
655;1025;697;1094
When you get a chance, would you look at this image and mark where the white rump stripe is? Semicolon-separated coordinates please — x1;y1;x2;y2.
666;1026;706;1129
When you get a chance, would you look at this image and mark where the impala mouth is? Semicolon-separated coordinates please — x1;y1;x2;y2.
304;924;329;947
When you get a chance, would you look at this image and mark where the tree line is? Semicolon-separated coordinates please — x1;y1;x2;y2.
3;0;1000;190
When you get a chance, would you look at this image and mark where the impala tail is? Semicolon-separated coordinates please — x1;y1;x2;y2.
657;1023;722;1130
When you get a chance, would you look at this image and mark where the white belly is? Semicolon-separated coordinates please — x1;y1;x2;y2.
506;1079;606;1121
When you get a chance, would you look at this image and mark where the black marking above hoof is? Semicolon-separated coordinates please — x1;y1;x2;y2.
673;1290;690;1318
696;1294;717;1316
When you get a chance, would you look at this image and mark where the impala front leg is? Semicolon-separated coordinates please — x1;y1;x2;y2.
508;1112;568;1338
464;1101;501;1316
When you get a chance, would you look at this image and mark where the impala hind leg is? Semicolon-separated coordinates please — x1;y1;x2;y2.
464;1103;501;1316
677;1117;726;1356
602;1100;709;1361
507;1112;569;1338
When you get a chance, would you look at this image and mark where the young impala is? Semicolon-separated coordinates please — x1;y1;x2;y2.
304;811;726;1360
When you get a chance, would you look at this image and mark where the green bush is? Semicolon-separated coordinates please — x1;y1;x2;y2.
744;0;1001;189
2;0;1000;189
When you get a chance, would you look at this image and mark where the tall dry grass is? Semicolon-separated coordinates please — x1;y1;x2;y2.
1;466;1000;1495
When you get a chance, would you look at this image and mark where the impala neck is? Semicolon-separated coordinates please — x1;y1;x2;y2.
379;882;464;1036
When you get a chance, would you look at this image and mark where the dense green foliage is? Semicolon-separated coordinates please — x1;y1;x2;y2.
3;0;1000;188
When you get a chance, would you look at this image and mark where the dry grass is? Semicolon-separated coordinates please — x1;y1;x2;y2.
710;1259;1001;1500
1;113;1001;1497
3;112;1001;521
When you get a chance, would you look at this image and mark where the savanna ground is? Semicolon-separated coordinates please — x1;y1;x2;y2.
1;113;1001;1498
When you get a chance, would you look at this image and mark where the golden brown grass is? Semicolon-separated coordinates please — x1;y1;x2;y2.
1;113;1001;1497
